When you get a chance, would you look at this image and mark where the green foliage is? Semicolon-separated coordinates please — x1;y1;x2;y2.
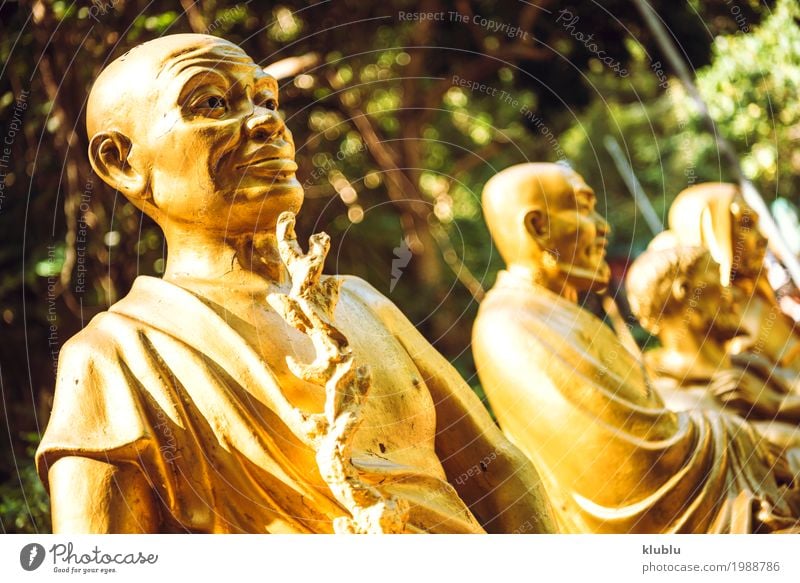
0;434;51;533
561;1;795;255
693;0;800;194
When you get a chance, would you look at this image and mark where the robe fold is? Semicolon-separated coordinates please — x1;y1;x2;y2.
473;269;800;533
36;275;487;533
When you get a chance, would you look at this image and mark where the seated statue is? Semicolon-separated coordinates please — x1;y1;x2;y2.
626;244;800;468
472;162;800;533
35;34;555;534
665;183;800;372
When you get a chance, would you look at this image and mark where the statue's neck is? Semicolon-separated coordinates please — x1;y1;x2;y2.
506;263;579;304
161;223;287;290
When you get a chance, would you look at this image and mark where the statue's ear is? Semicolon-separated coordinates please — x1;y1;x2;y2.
88;131;148;201
524;208;549;245
671;276;689;303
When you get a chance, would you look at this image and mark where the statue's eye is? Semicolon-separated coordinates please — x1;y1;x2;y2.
204;96;226;109
192;95;228;117
257;97;278;111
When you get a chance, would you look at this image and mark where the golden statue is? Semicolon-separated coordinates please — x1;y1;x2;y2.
473;162;800;533
35;34;555;534
665;183;800;372
626;244;800;470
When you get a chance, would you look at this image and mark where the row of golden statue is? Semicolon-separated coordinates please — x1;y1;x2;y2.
36;34;800;533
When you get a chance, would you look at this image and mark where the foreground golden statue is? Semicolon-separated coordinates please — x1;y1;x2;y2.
473;162;800;533
626;245;800;469
35;34;555;534
665;183;800;372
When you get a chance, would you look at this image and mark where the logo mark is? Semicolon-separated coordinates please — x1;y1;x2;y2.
20;543;46;571
390;239;413;293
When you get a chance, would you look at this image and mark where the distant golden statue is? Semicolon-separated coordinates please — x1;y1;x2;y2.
36;34;555;534
473;162;800;533
626;244;800;470
665;183;800;372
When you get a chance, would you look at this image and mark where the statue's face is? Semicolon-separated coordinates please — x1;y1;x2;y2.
730;197;767;280
687;255;741;339
139;41;302;232
545;169;612;291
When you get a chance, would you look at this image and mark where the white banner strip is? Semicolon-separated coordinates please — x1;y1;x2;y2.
2;534;799;583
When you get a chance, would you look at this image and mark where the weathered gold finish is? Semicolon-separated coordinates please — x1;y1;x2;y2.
626;245;800;470
473;162;800;533
36;34;555;534
665;183;800;371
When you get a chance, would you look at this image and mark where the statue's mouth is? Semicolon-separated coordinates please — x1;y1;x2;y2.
237;157;298;173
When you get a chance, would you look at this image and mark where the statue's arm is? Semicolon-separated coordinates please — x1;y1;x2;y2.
48;456;159;533
341;276;556;533
727;353;800;419
418;353;557;534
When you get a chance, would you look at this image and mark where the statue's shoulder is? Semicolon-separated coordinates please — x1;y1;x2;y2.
336;274;416;334
475;282;591;368
477;282;552;328
59;307;126;359
474;287;537;352
338;274;381;297
337;274;394;312
59;276;167;362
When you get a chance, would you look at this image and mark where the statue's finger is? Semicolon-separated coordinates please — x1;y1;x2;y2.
276;211;298;243
309;232;331;248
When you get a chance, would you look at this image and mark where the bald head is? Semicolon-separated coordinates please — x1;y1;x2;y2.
87;34;262;140
626;245;710;334
667;182;766;284
85;33;300;234
482;162;611;294
483;163;568;264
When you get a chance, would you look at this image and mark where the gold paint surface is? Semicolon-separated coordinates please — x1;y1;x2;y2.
36;35;555;534
474;163;800;533
664;183;800;371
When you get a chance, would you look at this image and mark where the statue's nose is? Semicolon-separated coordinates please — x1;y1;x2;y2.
246;109;284;142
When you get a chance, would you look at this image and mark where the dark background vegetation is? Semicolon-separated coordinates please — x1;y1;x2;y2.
2;0;796;532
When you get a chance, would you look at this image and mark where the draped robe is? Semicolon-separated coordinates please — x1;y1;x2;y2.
37;275;550;533
473;269;800;533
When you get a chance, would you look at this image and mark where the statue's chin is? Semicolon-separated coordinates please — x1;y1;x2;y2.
245;178;304;200
557;262;611;293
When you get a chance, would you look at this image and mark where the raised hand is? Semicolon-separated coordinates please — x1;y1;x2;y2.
267;211;409;533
